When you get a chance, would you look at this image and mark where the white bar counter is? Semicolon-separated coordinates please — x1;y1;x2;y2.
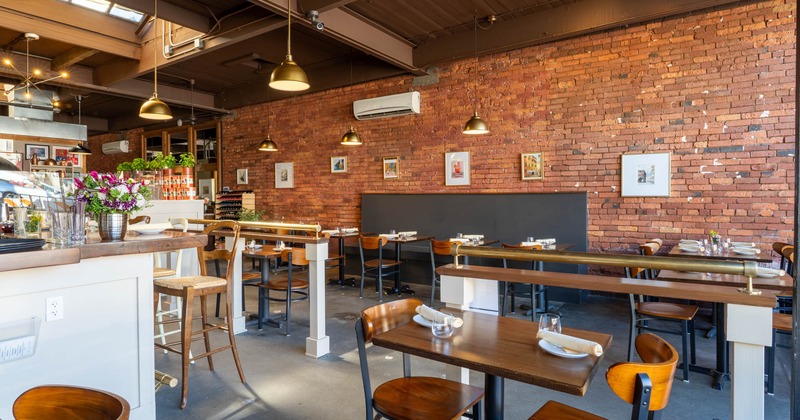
0;231;206;420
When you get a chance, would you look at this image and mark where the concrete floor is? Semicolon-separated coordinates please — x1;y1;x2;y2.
154;268;792;419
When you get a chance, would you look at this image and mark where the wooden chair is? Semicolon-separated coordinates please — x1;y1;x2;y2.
153;218;191;353
646;238;663;247
625;242;697;381
781;245;795;276
355;298;484;420
153;221;246;409
766;312;792;394
500;243;544;321
14;384;130;420
259;247;310;335
128;215;150;225
358;235;401;302
429;239;456;305
772;241;791;270
530;333;678;420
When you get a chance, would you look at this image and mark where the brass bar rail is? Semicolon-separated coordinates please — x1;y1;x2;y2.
451;245;763;278
187;219;322;237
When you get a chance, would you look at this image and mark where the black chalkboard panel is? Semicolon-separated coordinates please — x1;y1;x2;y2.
360;193;589;302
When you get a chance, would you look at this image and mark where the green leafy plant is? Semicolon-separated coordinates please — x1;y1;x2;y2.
238;208;265;221
178;152;196;168
130;158;148;171
146;155;164;171
163;154;176;168
116;161;133;172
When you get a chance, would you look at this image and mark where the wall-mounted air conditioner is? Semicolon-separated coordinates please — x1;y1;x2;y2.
353;91;420;120
102;140;129;154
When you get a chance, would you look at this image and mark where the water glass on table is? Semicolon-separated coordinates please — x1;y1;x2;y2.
431;315;456;338
538;313;561;334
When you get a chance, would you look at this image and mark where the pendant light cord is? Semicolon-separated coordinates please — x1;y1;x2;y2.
153;0;159;95
287;0;292;56
472;14;478;113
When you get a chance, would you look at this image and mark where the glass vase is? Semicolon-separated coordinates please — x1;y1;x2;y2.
70;201;87;244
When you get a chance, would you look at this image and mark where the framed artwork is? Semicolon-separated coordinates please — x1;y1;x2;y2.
25;144;49;160
52;145;81;167
445;152;470;186
275;162;294;188
236;168;248;185
621;152;671;197
0;152;23;169
383;157;399;179
521;152;543;180
331;156;347;173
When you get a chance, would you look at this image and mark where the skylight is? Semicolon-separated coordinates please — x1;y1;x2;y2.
59;0;145;23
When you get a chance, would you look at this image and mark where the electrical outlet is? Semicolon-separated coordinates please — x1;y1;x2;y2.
46;296;63;322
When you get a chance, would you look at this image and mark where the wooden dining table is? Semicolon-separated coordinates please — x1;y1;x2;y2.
667;245;773;264
241;247;282;330
381;234;434;295
371;309;612;419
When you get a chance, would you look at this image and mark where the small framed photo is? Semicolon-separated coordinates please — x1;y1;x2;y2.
621;152;671;197
275;162;294;188
331;156;347;173
236;168;248;185
383;157;399;179
52;145;81;167
445;152;470;186
25;144;49;160
521;152;543;180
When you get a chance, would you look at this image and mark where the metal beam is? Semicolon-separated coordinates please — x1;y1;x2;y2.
413;0;745;68
301;0;357;12
249;0;421;74
0;3;139;59
113;0;212;33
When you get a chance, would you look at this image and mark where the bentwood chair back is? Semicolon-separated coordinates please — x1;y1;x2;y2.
356;298;484;420
154;218;190;352
530;333;678;420
429;239;455;305
772;242;791;270
781;245;795;276
153;221;246;409
128;215;150;225
625;241;696;381
259;248;310;336
358;235;401;302
14;384;130;420
500;243;544;320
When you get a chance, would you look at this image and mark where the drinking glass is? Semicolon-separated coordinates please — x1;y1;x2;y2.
276;240;285;250
13;207;27;237
50;211;71;245
538;313;562;334
456;232;463;239
527;236;535;243
431;315;455;338
390;229;397;235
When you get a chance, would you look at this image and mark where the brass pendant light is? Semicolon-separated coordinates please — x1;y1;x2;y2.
463;15;489;135
341;127;361;146
68;95;92;155
258;136;279;152
270;0;309;91
140;0;172;120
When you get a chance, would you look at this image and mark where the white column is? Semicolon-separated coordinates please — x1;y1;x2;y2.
305;241;330;358
726;303;772;420
226;236;247;334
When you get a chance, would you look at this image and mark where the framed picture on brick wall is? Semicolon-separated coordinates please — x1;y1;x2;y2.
331;156;347;173
521;152;543;180
445;152;469;186
383;157;398;179
275;162;294;188
621;152;671;197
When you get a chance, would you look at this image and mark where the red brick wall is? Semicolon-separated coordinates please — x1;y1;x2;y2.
85;128;144;173
94;0;796;253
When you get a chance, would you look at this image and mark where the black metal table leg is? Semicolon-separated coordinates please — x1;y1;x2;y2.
485;374;504;419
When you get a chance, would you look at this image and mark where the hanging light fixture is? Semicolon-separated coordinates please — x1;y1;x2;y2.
258;91;278;151
139;0;172;120
269;0;309;91
69;95;92;155
2;32;68;110
341;55;361;146
341;127;361;146
463;15;489;135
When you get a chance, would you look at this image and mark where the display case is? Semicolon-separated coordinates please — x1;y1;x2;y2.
28;164;78;179
214;190;254;220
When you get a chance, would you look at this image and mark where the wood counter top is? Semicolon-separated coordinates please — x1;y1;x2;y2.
0;230;207;273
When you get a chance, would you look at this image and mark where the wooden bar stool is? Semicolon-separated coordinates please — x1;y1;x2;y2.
14;384;130;420
153;220;246;409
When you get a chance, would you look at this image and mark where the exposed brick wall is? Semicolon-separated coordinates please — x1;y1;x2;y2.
94;0;796;255
85;128;144;174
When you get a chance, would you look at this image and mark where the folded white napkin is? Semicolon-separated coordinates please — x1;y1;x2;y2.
416;304;463;328
538;238;556;245
678;245;703;253
399;231;417;237
449;238;465;243
520;241;544;247
342;227;359;233
732;241;756;247
537;330;603;357
380;233;399;239
732;247;760;254
679;239;702;245
463;234;484;240
320;229;338;235
757;267;785;278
